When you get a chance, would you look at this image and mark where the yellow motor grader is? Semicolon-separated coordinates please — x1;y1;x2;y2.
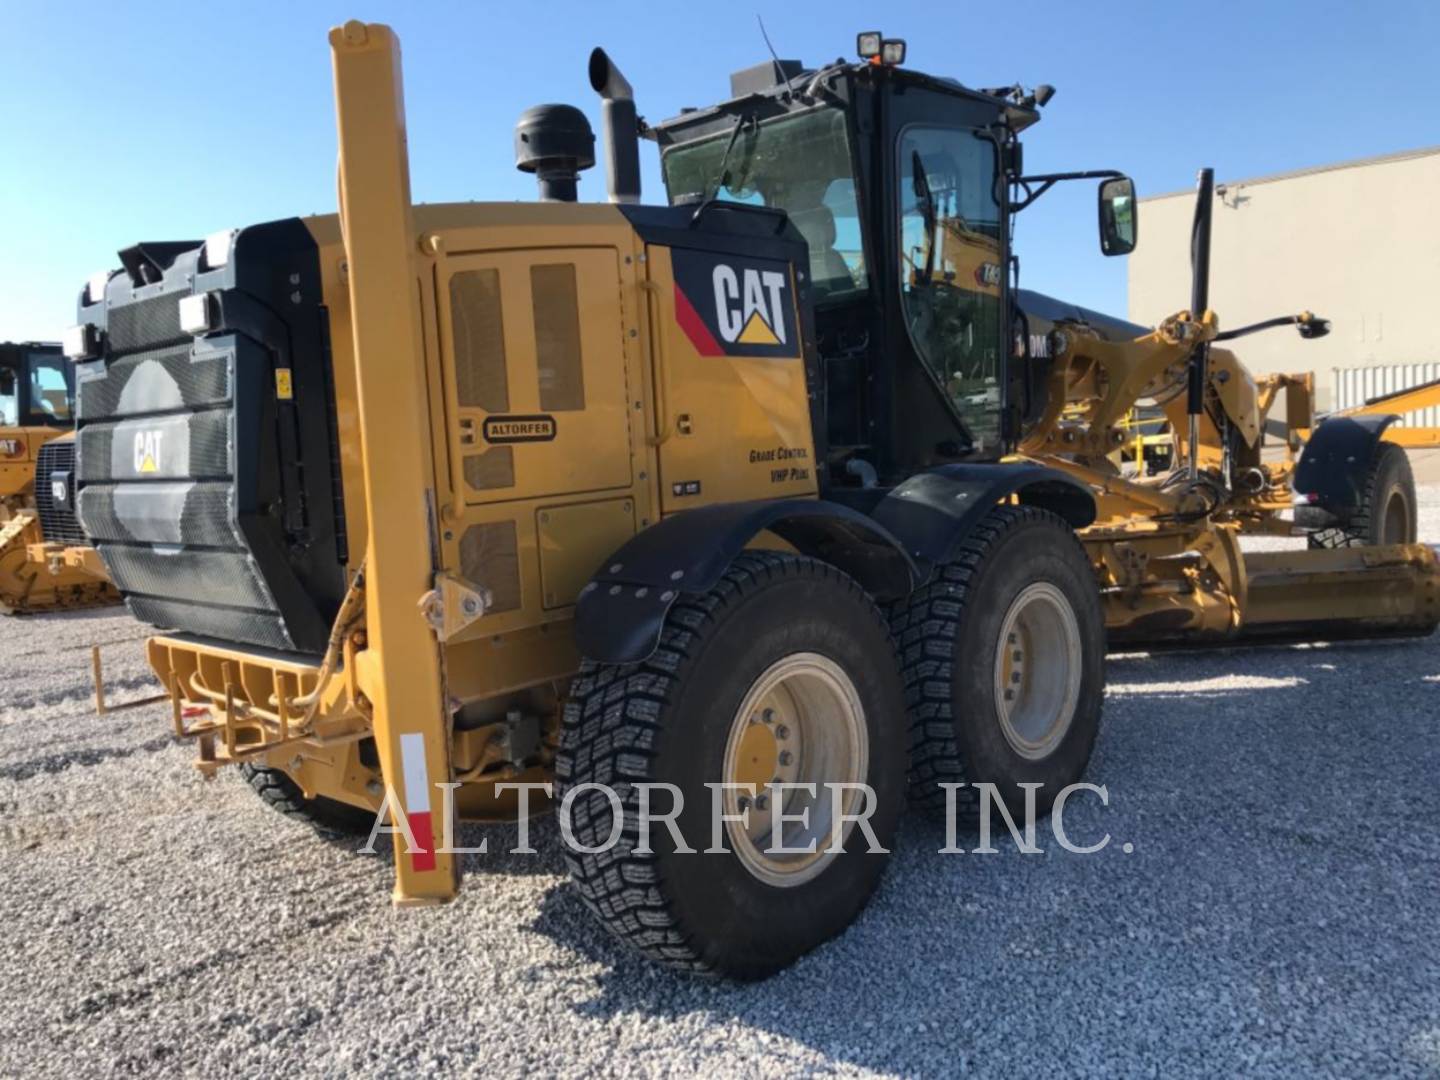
63;23;1438;979
0;341;116;612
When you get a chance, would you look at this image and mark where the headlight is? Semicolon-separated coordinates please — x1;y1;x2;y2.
178;292;215;335
86;271;111;306
62;323;99;360
203;228;237;271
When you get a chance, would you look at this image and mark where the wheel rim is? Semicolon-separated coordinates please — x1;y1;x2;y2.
722;652;868;888
993;582;1083;760
1380;487;1411;544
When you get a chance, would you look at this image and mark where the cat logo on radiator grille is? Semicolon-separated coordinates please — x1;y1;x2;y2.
133;429;164;474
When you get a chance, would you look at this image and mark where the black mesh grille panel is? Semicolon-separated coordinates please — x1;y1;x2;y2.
532;263;586;412
105;292;188;353
451;269;509;411
78;344;228;421
78;409;231;482
125;596;293;653
98;545;274;610
459;521;521;614
34;440;86;545
78;482;237;547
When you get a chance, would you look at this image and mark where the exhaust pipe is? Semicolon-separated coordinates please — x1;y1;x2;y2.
588;47;641;204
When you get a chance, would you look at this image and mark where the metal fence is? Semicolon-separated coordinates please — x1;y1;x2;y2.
1332;363;1440;427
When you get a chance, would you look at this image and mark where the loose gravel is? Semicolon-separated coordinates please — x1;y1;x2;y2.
2;493;1439;1078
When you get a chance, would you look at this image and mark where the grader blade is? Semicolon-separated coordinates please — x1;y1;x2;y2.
1234;543;1440;645
1108;543;1440;649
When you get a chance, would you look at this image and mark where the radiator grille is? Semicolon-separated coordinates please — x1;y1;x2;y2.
125;596;293;653
98;546;275;610
78;481;238;547
451;269;509;411
105;292;188;353
33;440;87;545
459;521;521;614
78;343;229;421
78;409;232;482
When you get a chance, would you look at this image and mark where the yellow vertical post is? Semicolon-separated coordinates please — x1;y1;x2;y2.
328;20;458;904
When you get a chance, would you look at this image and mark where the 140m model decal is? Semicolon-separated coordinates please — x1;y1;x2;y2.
671;248;799;359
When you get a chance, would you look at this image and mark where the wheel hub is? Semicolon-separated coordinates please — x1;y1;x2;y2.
993;582;1083;760
722;652;868;887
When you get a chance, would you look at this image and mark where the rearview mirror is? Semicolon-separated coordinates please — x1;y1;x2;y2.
1098;176;1137;256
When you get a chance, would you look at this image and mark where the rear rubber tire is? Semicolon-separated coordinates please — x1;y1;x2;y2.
556;551;906;980
238;763;375;837
892;505;1105;818
1305;441;1416;549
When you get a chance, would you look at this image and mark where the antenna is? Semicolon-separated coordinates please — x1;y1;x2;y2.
756;14;790;90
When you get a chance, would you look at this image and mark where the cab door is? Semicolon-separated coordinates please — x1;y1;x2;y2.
896;126;1007;456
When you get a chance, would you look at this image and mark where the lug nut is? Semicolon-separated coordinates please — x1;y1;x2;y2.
761;708;775;724
778;750;793;766
755;794;769;811
775;724;790;740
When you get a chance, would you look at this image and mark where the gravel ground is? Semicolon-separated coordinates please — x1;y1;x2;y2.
2;495;1439;1078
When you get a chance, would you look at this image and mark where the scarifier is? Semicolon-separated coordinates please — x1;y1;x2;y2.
62;23;1440;978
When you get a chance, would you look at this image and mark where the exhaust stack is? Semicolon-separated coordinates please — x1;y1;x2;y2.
588;47;641;204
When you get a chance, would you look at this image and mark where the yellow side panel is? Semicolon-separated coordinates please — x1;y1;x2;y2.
537;497;637;609
437;247;633;505
647;245;816;515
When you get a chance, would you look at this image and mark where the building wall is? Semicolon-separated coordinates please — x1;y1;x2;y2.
1127;149;1440;410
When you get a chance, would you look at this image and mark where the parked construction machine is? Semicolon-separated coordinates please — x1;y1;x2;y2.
0;341;116;612
63;23;1438;978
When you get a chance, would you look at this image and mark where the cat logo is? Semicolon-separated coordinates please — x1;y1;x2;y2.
671;248;799;359
133;429;164;474
712;265;787;347
974;262;1003;288
50;478;67;505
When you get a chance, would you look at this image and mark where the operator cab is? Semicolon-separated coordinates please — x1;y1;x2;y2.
0;342;73;429
650;34;1136;491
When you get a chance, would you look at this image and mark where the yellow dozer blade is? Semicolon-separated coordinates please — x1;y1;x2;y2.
0;509;118;614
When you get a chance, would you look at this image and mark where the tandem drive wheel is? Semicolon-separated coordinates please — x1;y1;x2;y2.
892;504;1105;818
557;551;906;980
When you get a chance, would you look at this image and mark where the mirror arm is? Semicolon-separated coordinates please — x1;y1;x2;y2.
1012;169;1125;213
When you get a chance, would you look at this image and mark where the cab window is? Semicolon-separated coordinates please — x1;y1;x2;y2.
897;126;1004;453
0;367;16;427
26;352;72;423
662;108;868;304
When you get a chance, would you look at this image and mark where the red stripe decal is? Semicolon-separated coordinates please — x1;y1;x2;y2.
673;283;725;357
408;812;436;872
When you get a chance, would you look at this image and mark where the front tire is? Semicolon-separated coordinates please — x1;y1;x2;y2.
893;505;1105;817
1305;441;1416;549
556;551;906;980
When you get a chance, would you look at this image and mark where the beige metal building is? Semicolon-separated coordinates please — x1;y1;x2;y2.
1128;146;1440;415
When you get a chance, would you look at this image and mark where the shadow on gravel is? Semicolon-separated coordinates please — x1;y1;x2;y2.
0;733;172;782
514;634;1440;1074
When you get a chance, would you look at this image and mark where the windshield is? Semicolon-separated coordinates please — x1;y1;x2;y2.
662;108;867;304
25;351;72;423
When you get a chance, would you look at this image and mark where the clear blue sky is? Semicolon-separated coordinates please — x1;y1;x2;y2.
3;0;1438;341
